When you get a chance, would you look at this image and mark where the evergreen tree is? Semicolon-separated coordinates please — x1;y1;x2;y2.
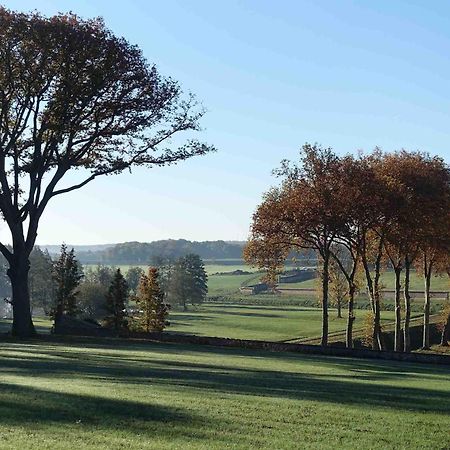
168;254;208;310
185;254;208;306
136;268;169;332
52;245;83;322
29;247;55;315
104;269;128;332
125;266;145;295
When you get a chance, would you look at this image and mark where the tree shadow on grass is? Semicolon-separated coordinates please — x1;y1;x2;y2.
169;314;214;323
4;335;450;379
206;304;316;313
1;339;449;415
0;381;204;439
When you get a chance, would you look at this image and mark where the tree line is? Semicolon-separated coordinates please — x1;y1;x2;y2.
71;240;246;265
245;144;450;352
1;245;208;334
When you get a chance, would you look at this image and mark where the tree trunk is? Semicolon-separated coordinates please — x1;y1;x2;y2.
373;265;383;351
373;292;383;351
337;297;342;318
346;286;355;349
321;254;329;347
364;254;383;351
422;259;432;349
403;257;411;353
440;313;450;346
394;267;402;352
8;254;36;337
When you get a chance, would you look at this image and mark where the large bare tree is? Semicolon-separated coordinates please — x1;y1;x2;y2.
0;9;214;336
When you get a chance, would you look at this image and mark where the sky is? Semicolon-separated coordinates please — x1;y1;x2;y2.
2;0;450;245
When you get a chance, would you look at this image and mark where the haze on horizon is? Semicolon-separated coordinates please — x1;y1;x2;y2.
2;0;450;246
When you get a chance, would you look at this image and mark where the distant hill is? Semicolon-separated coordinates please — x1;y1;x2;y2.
40;240;317;266
42;240;247;265
41;244;116;255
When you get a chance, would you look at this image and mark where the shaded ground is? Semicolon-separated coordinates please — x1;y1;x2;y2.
0;336;448;449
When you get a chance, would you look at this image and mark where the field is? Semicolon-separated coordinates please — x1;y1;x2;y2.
277;272;449;292
169;304;401;342
0;337;448;449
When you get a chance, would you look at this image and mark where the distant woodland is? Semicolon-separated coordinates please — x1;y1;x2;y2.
44;240;247;265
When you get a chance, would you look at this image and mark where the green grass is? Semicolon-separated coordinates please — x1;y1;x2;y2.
207;273;262;296
84;263;258;276
169;303;401;341
0;337;448;449
3;304;395;343
279;270;449;292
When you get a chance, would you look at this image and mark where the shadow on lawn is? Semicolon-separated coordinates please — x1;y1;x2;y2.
204;304;316;313
0;381;205;438
1;338;449;416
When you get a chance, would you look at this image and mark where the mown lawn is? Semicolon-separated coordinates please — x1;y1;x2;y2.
169;304;402;341
0;337;448;449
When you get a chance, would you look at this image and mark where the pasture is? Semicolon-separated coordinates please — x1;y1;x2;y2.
0;337;448;449
169;304;401;342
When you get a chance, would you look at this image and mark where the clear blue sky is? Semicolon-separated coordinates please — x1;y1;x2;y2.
2;0;450;244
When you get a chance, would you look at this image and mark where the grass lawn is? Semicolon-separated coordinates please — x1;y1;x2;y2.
0;337;448;449
169;304;402;341
2;305;397;343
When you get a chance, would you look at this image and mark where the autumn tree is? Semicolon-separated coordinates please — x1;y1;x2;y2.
415;183;450;349
0;9;214;337
328;256;347;319
379;151;450;351
330;154;379;349
246;144;348;346
104;268;128;332
136;267;169;333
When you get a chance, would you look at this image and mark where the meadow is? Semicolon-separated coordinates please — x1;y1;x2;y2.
169;304;401;342
0;337;448;449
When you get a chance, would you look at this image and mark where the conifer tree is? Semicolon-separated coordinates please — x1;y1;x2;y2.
136;268;169;332
52;245;83;322
104;269;128;332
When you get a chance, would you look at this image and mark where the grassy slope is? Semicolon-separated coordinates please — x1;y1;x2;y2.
0;337;448;449
169;304;399;341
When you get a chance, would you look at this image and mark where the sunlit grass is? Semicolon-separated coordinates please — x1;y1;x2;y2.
0;337;448;449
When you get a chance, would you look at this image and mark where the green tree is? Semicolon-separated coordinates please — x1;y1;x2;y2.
77;282;107;320
136;268;169;332
168;254;208;310
125;266;145;295
29;247;55;315
104;269;128;332
0;8;214;337
78;265;116;320
52;245;83;323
